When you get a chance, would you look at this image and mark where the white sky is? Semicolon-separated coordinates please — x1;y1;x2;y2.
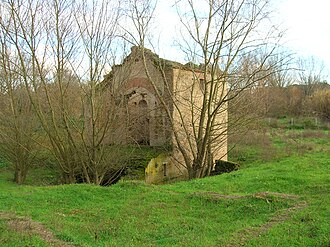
153;0;330;81
276;0;330;78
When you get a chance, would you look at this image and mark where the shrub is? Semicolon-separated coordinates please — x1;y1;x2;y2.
311;89;330;120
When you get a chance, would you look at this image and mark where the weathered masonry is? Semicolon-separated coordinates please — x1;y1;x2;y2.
104;46;228;183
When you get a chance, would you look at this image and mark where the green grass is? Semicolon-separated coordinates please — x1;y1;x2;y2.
0;221;47;247
0;124;329;246
266;116;330;130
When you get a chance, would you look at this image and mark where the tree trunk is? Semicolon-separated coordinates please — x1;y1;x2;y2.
14;167;28;184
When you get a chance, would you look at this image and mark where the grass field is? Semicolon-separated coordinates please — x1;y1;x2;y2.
0;121;329;246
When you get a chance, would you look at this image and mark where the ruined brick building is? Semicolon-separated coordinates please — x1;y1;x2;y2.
104;46;228;183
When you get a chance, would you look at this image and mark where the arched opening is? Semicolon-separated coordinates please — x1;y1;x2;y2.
138;99;150;145
138;99;148;108
134;99;150;145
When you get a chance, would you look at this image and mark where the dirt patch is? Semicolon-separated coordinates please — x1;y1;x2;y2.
192;191;308;246
253;191;300;200
193;191;299;201
193;192;248;200
194;191;308;247
193;191;300;201
229;200;308;246
0;211;74;247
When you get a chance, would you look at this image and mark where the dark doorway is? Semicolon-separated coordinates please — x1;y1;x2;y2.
135;99;150;145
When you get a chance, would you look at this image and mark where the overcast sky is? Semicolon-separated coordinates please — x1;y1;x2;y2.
153;0;330;80
277;0;330;77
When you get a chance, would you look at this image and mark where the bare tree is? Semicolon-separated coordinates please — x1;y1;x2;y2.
127;0;286;179
72;0;126;185
0;32;39;184
297;56;327;96
0;0;126;185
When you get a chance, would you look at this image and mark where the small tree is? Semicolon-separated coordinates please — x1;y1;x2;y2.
0;41;39;184
297;56;327;96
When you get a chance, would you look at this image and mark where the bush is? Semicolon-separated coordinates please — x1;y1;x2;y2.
311;89;330;120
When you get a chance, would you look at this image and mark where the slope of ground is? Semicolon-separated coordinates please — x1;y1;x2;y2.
0;127;329;246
